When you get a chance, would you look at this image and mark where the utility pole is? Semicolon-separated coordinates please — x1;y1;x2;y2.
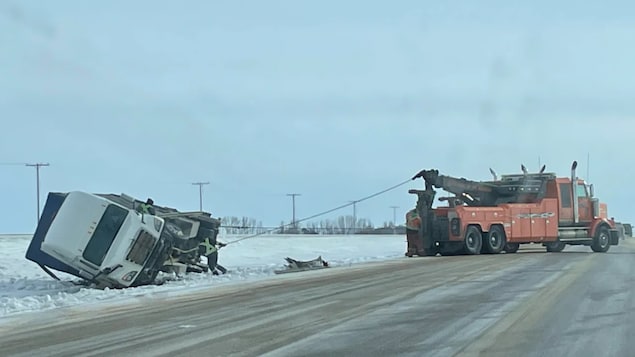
287;193;301;229
349;200;358;234
191;182;210;211
25;162;49;223
390;205;399;234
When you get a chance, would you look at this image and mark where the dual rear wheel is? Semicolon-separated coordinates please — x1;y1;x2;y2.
463;225;506;255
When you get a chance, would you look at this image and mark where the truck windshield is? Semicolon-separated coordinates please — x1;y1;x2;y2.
83;204;129;266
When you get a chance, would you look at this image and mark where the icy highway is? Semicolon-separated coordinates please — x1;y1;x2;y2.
2;241;635;357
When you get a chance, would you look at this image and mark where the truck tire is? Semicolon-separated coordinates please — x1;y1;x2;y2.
546;241;565;252
503;243;519;253
591;225;611;253
483;225;506;254
464;226;483;255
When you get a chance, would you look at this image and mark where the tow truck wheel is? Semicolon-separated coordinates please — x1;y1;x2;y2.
591;225;611;253
503;243;519;253
483;225;506;254
464;226;483;255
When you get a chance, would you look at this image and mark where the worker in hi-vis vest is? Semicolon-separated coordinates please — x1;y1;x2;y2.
199;234;227;275
405;208;425;257
136;198;156;215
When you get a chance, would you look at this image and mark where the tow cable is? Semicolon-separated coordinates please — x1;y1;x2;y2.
224;178;413;245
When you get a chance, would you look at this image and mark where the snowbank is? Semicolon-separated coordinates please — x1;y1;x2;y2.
0;234;406;318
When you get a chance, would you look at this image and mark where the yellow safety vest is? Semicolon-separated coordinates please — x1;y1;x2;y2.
199;237;218;256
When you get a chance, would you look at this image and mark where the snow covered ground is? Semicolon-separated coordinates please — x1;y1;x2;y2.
0;233;406;318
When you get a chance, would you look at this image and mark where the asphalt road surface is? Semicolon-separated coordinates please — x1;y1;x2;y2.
3;240;635;357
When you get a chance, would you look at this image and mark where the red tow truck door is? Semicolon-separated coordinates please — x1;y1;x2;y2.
576;183;593;222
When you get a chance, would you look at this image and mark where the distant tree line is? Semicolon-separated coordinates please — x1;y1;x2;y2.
220;215;405;235
220;216;267;234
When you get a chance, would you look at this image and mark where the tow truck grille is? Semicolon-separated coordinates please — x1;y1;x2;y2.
127;231;156;265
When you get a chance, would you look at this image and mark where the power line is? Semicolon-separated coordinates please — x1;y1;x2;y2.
25;162;49;223
191;182;210;211
225;178;413;245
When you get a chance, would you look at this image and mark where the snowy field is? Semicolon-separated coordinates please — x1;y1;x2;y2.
0;233;406;318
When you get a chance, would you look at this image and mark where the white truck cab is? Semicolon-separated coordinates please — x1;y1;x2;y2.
26;191;220;288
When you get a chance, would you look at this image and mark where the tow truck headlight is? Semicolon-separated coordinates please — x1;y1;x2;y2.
450;218;461;236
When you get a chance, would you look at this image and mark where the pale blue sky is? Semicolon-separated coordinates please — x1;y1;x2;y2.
1;0;634;233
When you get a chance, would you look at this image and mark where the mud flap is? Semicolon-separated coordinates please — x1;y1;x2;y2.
610;229;620;245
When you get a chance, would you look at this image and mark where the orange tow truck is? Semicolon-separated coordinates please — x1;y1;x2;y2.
409;161;619;256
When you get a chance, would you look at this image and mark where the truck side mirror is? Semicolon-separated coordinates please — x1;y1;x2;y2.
589;184;594;197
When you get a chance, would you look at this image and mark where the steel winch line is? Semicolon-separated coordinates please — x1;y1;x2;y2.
224;178;413;245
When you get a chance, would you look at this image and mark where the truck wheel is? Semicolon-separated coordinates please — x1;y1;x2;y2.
591;225;611;253
503;243;519;253
483;225;506;254
464;226;482;255
546;241;565;252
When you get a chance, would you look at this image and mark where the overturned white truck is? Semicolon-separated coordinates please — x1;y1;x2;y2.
25;191;222;288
